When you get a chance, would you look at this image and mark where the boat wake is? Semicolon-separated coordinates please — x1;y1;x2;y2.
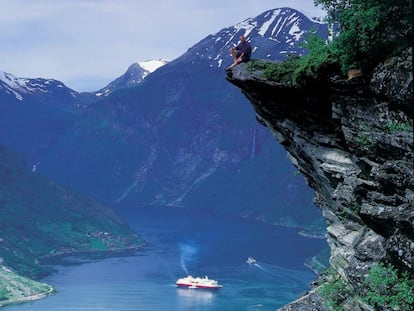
252;262;266;271
246;259;309;287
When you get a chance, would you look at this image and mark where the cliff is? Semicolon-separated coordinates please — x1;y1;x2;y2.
226;47;413;310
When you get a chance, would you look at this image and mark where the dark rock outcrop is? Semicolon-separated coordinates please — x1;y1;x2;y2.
226;48;413;310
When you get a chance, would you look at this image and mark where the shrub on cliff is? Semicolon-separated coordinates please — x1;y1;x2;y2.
315;0;412;72
318;263;414;310
251;0;413;85
247;31;340;86
362;262;414;311
250;1;411;85
317;269;352;311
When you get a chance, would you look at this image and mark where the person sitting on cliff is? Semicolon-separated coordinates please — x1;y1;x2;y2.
225;35;252;71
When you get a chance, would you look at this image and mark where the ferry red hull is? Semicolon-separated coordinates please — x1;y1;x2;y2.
176;283;222;290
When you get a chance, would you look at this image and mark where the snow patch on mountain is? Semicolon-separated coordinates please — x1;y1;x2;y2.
1;71;27;89
187;7;327;71
0;70;60;100
236;19;256;34
0;71;25;100
258;9;282;36
0;69;80;105
138;59;168;74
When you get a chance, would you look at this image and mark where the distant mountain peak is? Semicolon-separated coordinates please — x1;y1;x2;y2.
180;7;328;71
96;59;169;97
0;70;27;100
0;70;78;103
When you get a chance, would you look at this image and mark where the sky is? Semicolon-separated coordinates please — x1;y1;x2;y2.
0;0;326;92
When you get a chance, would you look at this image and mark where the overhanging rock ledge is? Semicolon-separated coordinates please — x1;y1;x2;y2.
226;49;413;310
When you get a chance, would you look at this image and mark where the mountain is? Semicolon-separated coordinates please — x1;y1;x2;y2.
0;57;168;165
0;145;144;276
0;71;86;166
96;59;168;96
185;7;327;65
0;70;80;107
34;8;328;229
0;145;144;306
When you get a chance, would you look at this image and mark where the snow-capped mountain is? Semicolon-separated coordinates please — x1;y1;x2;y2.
36;8;326;227
96;59;168;96
0;70;90;165
0;70;80;106
0;59;165;163
0;58;168;105
179;7;327;69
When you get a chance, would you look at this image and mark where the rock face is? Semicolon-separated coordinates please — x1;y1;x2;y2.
226;48;413;310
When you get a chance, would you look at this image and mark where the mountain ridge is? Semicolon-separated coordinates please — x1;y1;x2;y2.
0;7;329;230
0;70;79;107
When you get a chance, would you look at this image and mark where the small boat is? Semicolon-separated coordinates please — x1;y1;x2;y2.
246;257;256;264
176;275;223;290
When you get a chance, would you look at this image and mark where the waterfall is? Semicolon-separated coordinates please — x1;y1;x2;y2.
250;127;256;159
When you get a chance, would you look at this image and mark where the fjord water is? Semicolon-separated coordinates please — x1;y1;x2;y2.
6;206;327;311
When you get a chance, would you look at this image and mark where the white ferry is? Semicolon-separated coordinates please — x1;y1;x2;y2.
176;275;223;290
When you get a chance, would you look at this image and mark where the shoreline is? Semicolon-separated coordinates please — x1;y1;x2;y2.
0;243;146;309
236;213;326;239
37;243;146;265
0;285;55;308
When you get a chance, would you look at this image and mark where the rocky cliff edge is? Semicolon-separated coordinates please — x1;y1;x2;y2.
226;48;413;310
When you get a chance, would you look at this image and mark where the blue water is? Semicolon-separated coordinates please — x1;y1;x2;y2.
6;206;327;311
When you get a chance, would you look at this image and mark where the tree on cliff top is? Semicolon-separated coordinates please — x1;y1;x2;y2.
314;0;412;72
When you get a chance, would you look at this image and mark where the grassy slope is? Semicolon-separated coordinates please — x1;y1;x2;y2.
0;146;144;306
0;266;54;307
